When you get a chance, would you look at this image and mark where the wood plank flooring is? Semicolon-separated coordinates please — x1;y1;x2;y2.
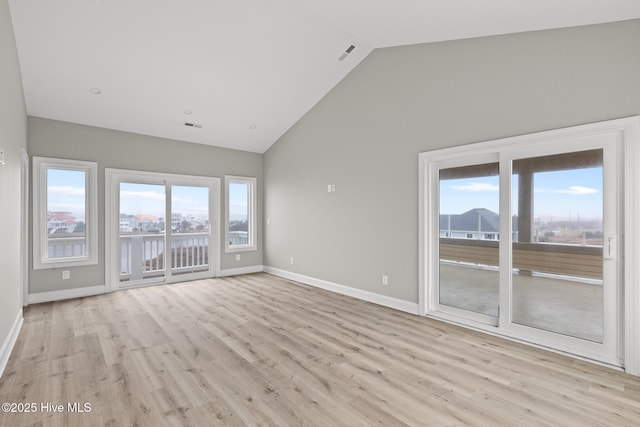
1;272;640;426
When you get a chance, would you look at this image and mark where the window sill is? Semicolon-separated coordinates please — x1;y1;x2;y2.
225;246;258;254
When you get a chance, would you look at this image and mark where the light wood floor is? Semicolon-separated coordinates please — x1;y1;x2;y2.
1;273;640;426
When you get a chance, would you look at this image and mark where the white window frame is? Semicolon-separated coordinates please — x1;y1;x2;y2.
33;157;98;269
225;175;257;253
418;117;640;375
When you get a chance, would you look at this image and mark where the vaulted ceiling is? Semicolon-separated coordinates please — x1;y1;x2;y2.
9;1;640;153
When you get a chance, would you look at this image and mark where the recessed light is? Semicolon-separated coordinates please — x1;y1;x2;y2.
89;88;101;95
183;109;192;115
249;125;257;130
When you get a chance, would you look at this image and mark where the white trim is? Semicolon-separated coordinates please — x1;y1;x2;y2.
0;310;23;379
264;266;419;315
225;175;257;253
28;285;105;304
427;311;623;372
32;157;98;269
118;265;265;285
418;154;426;316
219;265;264;277
624;117;640;375
20;148;29;306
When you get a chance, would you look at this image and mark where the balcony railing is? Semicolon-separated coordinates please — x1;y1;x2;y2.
47;236;87;258
119;232;209;281
47;233;210;281
229;231;248;245
439;238;603;279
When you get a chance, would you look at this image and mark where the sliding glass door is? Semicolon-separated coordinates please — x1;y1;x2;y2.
107;169;219;289
119;181;167;284
421;123;624;367
437;159;500;325
510;150;606;343
500;143;619;364
170;185;210;276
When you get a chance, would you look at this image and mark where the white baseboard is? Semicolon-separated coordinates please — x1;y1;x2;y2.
28;285;105;305
0;309;23;379
219;265;264;277
263;266;419;315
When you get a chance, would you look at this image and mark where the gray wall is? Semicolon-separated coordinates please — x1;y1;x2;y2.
0;0;26;355
28;117;263;294
264;19;640;304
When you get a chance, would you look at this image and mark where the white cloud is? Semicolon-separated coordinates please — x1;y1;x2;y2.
48;203;85;212
120;191;165;201
555;186;598;195
48;186;85;196
450;183;499;192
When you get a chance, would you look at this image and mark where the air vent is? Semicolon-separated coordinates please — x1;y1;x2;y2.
338;44;356;61
184;122;203;129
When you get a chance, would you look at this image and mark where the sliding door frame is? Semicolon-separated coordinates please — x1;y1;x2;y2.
105;168;220;291
419;117;640;374
498;135;619;364
427;153;500;327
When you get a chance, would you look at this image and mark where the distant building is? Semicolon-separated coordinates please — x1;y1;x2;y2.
171;213;182;231
134;214;161;232
119;214;140;232
439;208;518;240
47;211;78;234
135;214;158;223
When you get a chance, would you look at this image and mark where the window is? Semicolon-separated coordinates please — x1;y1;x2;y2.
225;175;256;252
33;157;98;269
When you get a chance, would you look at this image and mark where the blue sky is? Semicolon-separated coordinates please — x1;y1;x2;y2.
440;167;603;220
228;183;249;221
116;183;247;221
47;169;86;221
119;183;211;219
48;173;248;221
119;183;166;218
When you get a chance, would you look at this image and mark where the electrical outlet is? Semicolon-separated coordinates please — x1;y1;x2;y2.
382;275;388;286
290;257;294;265
267;218;270;225
236;254;241;261
62;270;70;280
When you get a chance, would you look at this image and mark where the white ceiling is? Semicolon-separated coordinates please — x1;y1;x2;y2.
9;1;640;153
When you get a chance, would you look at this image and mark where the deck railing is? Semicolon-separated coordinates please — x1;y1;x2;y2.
439;238;603;279
119;232;209;281
48;233;210;281
48;236;86;258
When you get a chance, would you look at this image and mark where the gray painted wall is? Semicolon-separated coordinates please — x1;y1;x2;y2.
264;19;640;304
28;117;263;294
0;0;26;356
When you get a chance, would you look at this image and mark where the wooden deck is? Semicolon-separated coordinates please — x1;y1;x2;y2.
1;273;639;426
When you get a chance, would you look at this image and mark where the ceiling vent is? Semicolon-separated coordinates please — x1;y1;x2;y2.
184;122;202;128
338;44;355;61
